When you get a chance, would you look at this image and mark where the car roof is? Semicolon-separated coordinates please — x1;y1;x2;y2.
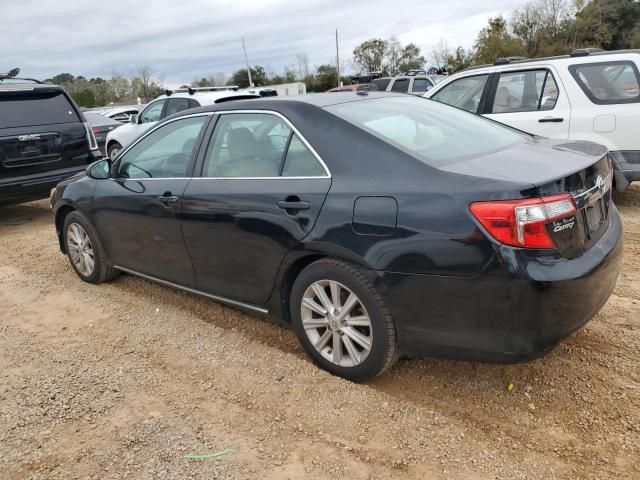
0;82;64;94
84;112;122;126
459;49;640;74
188;91;410;112
155;90;259;101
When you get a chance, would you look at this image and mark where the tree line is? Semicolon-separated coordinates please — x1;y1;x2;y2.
46;0;640;108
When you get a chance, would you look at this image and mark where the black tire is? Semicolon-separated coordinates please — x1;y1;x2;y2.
290;259;398;382
107;141;122;159
62;211;119;284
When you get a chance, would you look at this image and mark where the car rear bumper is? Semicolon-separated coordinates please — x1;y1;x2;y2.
379;208;623;361
610;151;640;191
0;165;88;205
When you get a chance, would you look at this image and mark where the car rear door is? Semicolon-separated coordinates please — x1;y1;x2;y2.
93;114;210;286
483;66;571;139
0;87;90;188
181;111;331;305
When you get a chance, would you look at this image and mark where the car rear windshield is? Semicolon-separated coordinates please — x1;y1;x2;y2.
0;91;79;129
325;96;524;166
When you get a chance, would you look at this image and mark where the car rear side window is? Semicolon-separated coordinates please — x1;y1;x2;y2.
569;61;640;104
165;98;192;116
390;78;409;93
326;96;523;166
372;78;391;91
412;78;431;93
282;135;326;177
0;91;78;128
430;74;490;113
491;69;559;113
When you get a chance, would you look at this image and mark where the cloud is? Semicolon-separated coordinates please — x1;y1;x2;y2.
0;0;523;85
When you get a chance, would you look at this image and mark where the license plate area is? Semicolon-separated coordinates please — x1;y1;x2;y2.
583;198;606;236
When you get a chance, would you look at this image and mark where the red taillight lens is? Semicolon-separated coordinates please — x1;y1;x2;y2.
470;194;576;249
92;127;100;135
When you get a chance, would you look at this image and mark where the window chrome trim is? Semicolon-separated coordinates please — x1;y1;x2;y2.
204;109;332;179
113;265;269;314
113;110;332;181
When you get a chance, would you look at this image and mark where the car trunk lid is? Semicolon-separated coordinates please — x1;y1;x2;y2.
446;138;613;258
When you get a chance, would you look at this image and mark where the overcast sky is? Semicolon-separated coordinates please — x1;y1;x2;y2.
1;0;524;86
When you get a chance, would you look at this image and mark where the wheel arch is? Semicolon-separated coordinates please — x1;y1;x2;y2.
54;203;77;254
275;249;374;325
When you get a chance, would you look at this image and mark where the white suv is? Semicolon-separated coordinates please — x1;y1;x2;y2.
425;49;640;191
104;88;259;158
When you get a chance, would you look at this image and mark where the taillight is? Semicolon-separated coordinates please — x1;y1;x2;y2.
92;127;100;135
470;194;576;249
84;122;98;150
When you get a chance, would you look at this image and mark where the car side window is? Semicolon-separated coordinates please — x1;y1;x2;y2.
282;135;325;177
117;116;207;179
390;78;410;93
431;74;490;113
165;98;192;117
569;61;640;104
491;70;557;113
139;100;166;123
203;113;292;177
412;78;431;93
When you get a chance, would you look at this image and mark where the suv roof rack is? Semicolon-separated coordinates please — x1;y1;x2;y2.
494;56;529;65
0;67;43;84
165;86;239;96
570;48;605;57
401;69;428;76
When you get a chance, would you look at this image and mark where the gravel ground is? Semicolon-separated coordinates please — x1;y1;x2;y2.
1;187;639;480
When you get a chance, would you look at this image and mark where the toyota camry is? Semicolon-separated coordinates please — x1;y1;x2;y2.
50;93;622;381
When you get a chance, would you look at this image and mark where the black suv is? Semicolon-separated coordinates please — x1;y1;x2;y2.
0;70;100;205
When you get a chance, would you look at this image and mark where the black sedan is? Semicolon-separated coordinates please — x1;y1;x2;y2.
50;93;622;381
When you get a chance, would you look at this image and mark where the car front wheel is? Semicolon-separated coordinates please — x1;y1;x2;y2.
290;259;398;382
63;211;119;284
107;142;122;159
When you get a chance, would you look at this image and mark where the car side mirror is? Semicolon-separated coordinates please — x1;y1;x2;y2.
130;114;139;124
86;159;111;180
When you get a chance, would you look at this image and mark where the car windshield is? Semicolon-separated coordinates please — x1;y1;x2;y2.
325;96;524;166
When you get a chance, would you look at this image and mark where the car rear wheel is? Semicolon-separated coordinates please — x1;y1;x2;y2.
290;259;398;382
63;211;119;284
107;142;122;159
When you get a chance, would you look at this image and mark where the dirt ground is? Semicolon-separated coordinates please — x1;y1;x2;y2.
1;187;639;480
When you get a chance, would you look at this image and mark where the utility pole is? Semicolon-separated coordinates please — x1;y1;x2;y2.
242;37;254;87
335;29;341;87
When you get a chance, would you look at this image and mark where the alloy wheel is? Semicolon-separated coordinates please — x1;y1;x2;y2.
301;280;373;367
67;223;95;277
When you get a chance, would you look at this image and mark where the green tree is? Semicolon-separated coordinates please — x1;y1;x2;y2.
131;65;164;102
473;16;525;64
574;0;640;50
230;65;267;88
315;64;339;91
353;39;388;74
446;46;474;73
48;73;75;86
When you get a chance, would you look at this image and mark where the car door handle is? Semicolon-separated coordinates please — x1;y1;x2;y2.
539;117;564;123
158;194;179;205
278;200;310;211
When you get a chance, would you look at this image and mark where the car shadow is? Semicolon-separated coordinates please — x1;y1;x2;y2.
0;199;52;226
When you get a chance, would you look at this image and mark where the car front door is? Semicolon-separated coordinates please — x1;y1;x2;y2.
92;114;210;286
483;67;571;139
181;111;331;305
